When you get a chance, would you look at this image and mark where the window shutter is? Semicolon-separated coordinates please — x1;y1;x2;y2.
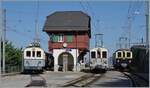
52;35;58;42
67;35;73;42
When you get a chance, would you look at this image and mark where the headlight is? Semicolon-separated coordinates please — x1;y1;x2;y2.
129;60;132;63
104;61;107;64
117;60;120;62
38;61;41;64
26;61;29;65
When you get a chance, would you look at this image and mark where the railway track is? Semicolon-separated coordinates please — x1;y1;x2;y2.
122;72;149;87
61;73;104;87
25;74;47;87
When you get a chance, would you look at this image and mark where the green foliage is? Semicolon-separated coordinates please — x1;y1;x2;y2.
1;41;22;66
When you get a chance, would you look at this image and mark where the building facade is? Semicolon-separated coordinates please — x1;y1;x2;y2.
43;11;91;72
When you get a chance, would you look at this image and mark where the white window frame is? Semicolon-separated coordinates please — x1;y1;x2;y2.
58;34;64;42
116;51;122;58
102;51;107;58
126;51;132;58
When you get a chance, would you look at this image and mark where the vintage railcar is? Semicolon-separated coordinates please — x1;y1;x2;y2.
90;47;108;72
113;49;132;70
22;42;46;72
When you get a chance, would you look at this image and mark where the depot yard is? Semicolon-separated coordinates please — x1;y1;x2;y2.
1;71;86;87
2;70;147;87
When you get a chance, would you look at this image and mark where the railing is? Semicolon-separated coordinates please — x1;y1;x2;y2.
5;64;22;73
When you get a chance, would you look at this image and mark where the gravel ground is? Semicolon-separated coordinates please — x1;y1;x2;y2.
1;71;134;87
1;71;86;88
90;71;132;87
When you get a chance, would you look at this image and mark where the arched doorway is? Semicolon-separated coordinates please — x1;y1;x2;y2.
58;52;74;71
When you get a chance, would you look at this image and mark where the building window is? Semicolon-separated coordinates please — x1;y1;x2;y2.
26;51;31;57
51;34;63;42
66;35;73;42
91;51;96;58
37;51;41;57
58;34;63;42
102;51;107;58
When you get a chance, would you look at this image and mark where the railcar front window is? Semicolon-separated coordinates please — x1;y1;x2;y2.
123;51;125;57
91;52;96;58
32;51;35;57
118;52;122;57
102;51;107;58
37;51;41;57
26;51;31;57
127;52;131;57
97;51;101;58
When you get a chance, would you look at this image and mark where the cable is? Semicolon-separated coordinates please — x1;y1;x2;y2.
120;1;144;48
79;2;88;14
6;26;47;44
86;2;97;33
34;0;40;42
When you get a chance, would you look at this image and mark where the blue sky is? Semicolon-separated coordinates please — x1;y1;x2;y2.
2;1;146;57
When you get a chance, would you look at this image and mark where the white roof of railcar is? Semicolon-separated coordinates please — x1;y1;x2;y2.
115;49;131;52
90;47;108;51
23;46;44;52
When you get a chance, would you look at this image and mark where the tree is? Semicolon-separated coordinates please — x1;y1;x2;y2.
1;41;22;67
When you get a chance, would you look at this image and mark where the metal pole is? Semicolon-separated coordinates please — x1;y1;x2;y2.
128;16;131;48
101;34;103;47
95;34;97;47
95;33;103;47
76;31;77;71
145;1;149;51
34;0;39;43
2;9;5;73
0;1;2;77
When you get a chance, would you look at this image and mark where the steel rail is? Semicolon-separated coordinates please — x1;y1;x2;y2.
122;72;137;87
122;72;149;87
26;74;47;87
61;73;103;87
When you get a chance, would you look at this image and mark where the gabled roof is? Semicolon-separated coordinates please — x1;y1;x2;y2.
43;11;91;32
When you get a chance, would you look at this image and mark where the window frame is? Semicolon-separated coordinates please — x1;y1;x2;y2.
97;51;101;58
51;34;64;42
102;51;107;58
37;51;41;57
58;34;64;42
32;51;35;57
91;51;96;58
126;52;131;58
117;52;122;58
123;51;125;57
26;51;31;57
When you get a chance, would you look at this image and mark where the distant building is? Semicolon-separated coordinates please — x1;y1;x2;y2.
43;11;91;72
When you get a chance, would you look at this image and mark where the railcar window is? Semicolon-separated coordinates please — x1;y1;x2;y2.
117;52;122;57
32;51;35;57
37;51;41;57
26;51;31;57
127;52;131;57
102;51;107;58
97;51;101;58
123;51;125;57
91;52;96;58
